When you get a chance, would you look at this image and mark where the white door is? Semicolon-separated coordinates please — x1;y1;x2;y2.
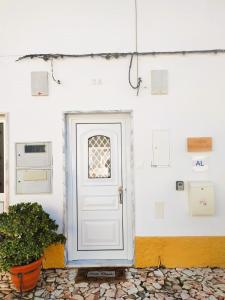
67;114;133;262
77;123;123;250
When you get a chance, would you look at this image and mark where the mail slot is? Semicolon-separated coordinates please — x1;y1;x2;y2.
188;181;215;216
16;169;51;194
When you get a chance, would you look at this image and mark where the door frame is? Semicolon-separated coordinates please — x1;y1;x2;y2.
65;112;134;266
0;113;9;213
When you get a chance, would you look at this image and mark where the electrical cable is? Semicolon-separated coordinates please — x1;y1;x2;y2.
4;1;225;95
16;49;225;94
16;49;225;62
134;0;141;96
51;59;61;84
128;53;142;93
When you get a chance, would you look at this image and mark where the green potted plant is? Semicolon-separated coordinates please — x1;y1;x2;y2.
0;202;66;292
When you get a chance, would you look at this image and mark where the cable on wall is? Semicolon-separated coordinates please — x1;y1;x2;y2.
134;0;141;96
16;49;225;62
50;59;61;84
128;53;142;94
16;48;225;94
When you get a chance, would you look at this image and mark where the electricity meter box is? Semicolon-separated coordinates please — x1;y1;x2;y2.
188;181;215;216
31;72;49;96
16;142;52;194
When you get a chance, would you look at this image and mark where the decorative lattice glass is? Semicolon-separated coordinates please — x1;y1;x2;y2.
88;135;111;178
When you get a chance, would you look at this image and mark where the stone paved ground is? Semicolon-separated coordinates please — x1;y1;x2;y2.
0;267;224;300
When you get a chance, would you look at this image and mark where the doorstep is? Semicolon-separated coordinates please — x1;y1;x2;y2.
67;259;134;268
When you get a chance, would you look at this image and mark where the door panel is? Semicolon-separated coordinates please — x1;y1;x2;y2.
81;219;121;247
81;195;119;211
77;123;123;251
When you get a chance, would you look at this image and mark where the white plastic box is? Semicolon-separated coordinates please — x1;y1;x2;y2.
188;181;215;216
16;142;52;194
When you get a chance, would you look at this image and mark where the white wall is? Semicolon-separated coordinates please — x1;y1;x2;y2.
0;0;225;236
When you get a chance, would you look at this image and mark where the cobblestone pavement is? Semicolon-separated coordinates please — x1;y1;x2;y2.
0;267;224;300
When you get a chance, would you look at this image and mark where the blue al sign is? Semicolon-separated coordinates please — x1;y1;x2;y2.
192;156;208;172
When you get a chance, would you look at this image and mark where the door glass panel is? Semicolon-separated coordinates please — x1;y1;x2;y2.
88;135;111;178
0;123;4;193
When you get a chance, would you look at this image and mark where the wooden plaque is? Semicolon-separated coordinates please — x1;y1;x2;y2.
187;137;212;152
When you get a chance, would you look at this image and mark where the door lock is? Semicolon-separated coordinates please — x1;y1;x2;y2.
118;186;123;205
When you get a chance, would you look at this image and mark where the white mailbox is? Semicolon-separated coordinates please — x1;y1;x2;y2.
16;169;52;194
16;142;52;194
188;181;215;216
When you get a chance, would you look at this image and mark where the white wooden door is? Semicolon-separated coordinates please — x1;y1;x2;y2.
76;123;124;252
67;114;134;263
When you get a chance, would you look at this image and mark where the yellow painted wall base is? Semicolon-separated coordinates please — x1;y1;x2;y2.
41;238;225;269
135;236;225;268
42;243;65;269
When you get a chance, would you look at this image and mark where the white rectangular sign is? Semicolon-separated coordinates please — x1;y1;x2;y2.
192;156;208;172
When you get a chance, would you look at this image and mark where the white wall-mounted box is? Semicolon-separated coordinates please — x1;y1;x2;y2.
16;142;52;168
152;130;170;167
16;169;52;194
188;181;215;216
31;72;49;96
151;70;168;95
16;142;52;194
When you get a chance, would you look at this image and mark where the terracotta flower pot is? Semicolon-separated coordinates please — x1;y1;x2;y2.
10;257;42;292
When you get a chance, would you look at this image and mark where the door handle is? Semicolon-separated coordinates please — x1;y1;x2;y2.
118;186;123;205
